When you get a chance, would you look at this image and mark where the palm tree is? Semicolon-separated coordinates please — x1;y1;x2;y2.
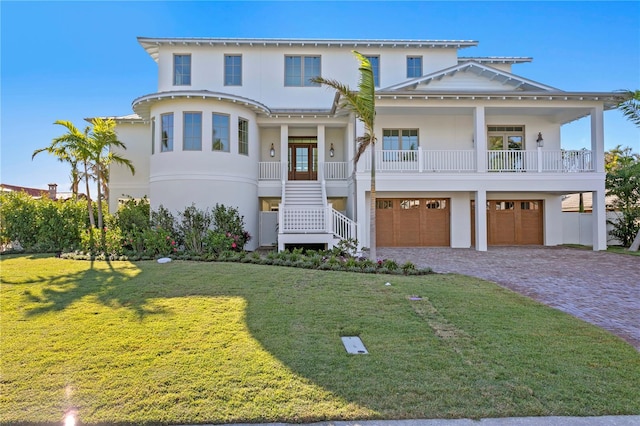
615;90;640;251
617;90;640;127
33;120;95;226
88;118;135;241
312;51;377;259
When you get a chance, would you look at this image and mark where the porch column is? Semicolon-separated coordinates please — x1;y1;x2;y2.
590;105;605;173
592;188;608;251
317;124;326;165
475;190;488;251
474;106;487;172
347;116;356;176
280;125;288;181
356;183;369;251
355;118;366;173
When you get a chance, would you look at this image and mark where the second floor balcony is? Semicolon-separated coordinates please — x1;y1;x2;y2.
258;148;594;180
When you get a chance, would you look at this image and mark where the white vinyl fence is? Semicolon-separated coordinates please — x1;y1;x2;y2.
562;212;622;246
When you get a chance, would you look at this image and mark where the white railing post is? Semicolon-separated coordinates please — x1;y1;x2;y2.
537;147;543;173
325;205;332;235
418;146;423;173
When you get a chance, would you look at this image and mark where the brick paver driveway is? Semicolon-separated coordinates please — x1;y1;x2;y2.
377;246;640;351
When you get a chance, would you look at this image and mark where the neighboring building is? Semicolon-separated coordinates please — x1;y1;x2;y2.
1;183;79;201
561;192;617;213
1;183;56;199
109;37;618;251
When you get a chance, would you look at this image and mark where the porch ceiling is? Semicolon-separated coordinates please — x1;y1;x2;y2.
375;105;594;124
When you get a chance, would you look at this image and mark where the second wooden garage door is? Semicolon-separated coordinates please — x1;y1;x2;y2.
376;198;450;247
472;200;543;245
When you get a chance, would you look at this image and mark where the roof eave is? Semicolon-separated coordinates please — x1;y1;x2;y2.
137;36;479;62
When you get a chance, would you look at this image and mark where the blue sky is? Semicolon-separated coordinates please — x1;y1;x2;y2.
1;1;639;191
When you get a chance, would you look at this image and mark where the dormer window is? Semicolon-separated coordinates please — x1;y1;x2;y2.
173;54;191;86
285;55;321;87
225;55;242;86
364;55;380;87
407;56;422;78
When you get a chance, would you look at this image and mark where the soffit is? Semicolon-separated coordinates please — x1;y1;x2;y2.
138;37;478;62
131;90;271;120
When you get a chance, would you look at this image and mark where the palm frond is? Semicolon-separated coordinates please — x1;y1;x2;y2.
617;89;640;128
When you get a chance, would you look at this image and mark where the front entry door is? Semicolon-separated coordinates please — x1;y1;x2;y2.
288;143;318;180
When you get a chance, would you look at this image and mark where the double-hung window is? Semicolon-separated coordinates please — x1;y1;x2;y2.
160;113;174;152
224;55;242;86
382;129;418;162
173;54;191;86
183;112;202;151
365;55;380;87
238;118;249;155
407;56;422;78
285;55;321;86
151;117;155;155
212;113;230;152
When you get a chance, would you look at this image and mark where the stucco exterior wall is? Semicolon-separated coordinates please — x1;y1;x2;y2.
156;45;459;108
110;122;150;212
146;98;260;250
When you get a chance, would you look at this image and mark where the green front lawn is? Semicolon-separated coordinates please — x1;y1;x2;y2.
2;254;639;425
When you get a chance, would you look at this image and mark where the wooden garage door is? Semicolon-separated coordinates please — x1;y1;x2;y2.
376;198;450;247
472;200;543;245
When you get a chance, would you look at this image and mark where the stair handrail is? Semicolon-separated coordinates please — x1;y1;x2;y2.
281;162;287;205
318;163;328;208
331;208;357;241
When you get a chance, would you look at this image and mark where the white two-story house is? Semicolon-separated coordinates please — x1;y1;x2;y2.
109;37;617;252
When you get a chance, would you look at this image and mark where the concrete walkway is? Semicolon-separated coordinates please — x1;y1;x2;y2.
377;246;640;351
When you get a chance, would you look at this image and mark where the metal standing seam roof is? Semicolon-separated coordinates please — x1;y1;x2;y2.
458;56;533;64
380;61;561;92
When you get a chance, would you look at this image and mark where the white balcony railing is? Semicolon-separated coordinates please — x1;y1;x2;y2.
263;150;595;179
259;162;281;180
488;150;594;173
366;149;476;172
542;150;593;172
423;150;476;172
323;162;349;179
487;150;537;172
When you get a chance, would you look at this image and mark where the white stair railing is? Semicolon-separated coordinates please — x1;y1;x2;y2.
281;208;326;233
331;208;357;240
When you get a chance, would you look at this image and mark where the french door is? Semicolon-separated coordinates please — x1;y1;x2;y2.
288;140;317;180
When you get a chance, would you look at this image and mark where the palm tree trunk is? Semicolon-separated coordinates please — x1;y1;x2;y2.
579;193;584;213
96;170;106;251
84;162;95;228
369;139;376;260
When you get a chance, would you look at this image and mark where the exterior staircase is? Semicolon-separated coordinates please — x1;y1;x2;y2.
284;181;324;207
278;180;356;251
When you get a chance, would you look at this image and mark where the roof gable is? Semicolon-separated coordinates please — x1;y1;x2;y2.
381;61;560;93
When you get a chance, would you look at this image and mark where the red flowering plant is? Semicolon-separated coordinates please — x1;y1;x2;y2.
142;227;178;256
206;204;252;253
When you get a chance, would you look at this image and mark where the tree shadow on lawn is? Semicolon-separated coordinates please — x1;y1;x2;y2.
7;256;640;423
8;256;167;319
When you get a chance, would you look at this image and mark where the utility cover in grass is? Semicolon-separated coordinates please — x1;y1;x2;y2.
341;336;368;354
